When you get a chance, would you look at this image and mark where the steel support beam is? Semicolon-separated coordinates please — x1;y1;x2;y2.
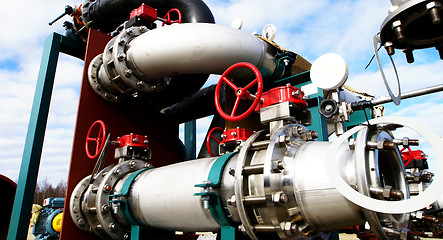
7;33;61;240
7;32;84;240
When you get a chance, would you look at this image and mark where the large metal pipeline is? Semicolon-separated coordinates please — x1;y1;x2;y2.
126;24;275;80
81;0;215;33
89;23;281;106
69;0;217;108
69;117;443;240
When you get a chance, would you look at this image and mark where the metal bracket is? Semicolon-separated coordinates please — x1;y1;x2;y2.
109;167;153;226
194;152;238;231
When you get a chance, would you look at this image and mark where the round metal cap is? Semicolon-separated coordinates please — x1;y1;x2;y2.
310;53;348;91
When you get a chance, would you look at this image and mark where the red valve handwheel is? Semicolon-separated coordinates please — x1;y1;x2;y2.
85;120;107;159
162;8;182;26
206;127;224;157
400;147;413;167
215;62;263;122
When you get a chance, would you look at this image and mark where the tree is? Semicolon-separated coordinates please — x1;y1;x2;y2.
33;179;67;205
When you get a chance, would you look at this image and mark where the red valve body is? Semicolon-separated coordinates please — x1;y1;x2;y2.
221;128;254;143
401;149;427;162
130;4;158;22
116;134;149;148
255;85;308;112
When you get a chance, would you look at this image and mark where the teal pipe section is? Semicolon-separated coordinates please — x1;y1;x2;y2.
7;33;62;240
195;152;237;239
109;168;153;226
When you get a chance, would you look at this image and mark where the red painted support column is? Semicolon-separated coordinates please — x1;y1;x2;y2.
60;29;179;240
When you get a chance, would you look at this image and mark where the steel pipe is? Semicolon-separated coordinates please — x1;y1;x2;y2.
126;23;275;80
372;83;443;105
89;23;279;106
70;120;434;239
81;0;215;33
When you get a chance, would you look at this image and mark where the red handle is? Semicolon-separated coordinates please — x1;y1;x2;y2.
162;8;182;26
85;120;107;159
214;62;263;122
206;127;224;157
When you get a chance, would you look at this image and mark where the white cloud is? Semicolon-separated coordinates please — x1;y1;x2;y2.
347;60;443;98
0;0;83;183
1;0;442;186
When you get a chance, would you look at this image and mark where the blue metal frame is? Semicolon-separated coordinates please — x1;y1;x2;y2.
7;33;84;240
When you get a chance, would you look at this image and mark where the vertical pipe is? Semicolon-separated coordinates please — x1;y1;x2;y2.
7;33;61;240
185;120;197;160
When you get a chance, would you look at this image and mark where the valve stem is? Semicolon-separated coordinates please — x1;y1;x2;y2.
49;5;74;26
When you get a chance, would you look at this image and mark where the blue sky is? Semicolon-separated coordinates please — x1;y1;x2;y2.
0;0;442;184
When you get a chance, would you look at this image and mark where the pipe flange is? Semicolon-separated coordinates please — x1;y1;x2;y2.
81;0;95;29
380;0;443;50
234;130;268;240
102;38;134;97
95;160;148;240
70;175;92;232
82;165;114;239
112;26;164;95
354;128;409;240
327;116;443;213
88;54;126;102
263;124;319;239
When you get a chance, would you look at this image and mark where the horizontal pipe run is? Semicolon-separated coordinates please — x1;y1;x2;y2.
372;83;443;105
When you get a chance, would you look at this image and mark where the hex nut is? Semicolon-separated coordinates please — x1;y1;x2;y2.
227;195;237;208
272;160;286;173
392;20;402;28
109;223;118;232
427;1;441;9
348;138;356;150
273;191;288;204
78;218;85;226
102;204;110;213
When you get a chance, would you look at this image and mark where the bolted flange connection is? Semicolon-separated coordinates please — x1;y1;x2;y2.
370;186;404;200
271;160;285;173
366;137;419;150
272;191;288;204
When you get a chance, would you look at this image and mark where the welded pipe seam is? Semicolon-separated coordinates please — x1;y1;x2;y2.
326;116;443;214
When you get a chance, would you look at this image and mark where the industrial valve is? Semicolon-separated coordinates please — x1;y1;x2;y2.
71;113;443;240
71;121;153;239
215;62;310;126
401;147;428;167
162;8;182;26
206;127;254;157
85;120;107;160
214;62;264;122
